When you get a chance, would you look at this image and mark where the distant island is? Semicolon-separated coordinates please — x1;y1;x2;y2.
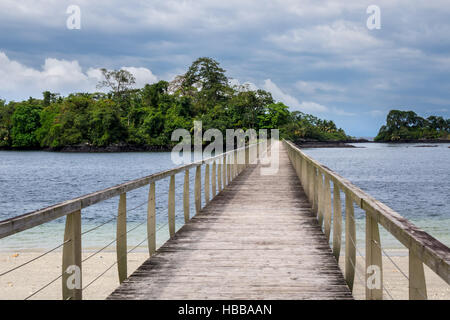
374;110;450;142
0;57;351;152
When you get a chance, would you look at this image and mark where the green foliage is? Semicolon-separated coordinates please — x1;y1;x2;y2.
375;110;450;141
0;57;350;149
11;99;42;147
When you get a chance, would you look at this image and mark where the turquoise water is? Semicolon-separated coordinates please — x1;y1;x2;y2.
0;143;449;251
303;143;450;248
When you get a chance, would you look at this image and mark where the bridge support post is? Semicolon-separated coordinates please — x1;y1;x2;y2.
212;161;217;198
218;161;222;192
223;156;227;187
333;183;342;261
323;176;332;241
315;170;321;224
147;182;156;256
227;154;231;183
366;211;383;300
195;165;201;215
409;252;428;300
205;164;210;204
62;209;82;300
345;192;356;291
168;175;176;238
183;170;190;223
117;193;127;284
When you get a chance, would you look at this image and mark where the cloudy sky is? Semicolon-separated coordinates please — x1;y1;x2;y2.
1;0;449;136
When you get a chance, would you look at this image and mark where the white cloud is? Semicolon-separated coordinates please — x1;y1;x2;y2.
0;52;157;101
262;79;356;116
262;79;303;109
266;20;382;54
295;81;346;95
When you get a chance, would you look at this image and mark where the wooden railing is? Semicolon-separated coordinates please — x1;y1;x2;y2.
0;142;264;300
284;139;450;300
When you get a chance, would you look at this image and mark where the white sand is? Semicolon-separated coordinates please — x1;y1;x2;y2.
0;249;448;300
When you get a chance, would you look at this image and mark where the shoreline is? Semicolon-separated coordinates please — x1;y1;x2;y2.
0;139;449;152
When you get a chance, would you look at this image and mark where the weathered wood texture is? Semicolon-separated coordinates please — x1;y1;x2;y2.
108;145;352;300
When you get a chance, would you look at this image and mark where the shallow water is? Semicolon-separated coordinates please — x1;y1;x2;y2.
0;143;449;250
303;142;450;248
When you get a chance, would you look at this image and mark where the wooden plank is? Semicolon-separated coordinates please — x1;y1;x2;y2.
205;164;210;204
333;184;342;261
195;165;201;215
147;182;156;256
62;210;82;300
183;170;190;223
168;175;175;238
366;213;383;300
345;192;356;291
409;251;427;300
116;193;127;284
108;142;352;300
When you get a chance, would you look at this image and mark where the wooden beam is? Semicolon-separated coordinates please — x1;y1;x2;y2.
168;175;175;238
62;210;82;300
116;193;127;284
147;182;156;256
183;170;190;223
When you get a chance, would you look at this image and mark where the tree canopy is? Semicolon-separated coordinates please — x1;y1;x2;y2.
375;110;450;141
0;57;350;150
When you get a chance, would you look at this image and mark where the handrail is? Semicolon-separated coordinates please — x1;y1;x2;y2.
283;139;450;300
0;143;256;239
0;140;266;300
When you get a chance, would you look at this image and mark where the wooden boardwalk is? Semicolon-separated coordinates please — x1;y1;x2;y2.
108;145;352;300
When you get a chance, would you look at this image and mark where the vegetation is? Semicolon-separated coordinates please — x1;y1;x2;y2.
0;57;350;150
375;110;450;142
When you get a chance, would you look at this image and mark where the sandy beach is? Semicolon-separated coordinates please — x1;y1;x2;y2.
0;248;448;300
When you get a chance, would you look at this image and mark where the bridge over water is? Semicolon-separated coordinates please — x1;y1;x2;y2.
0;140;448;300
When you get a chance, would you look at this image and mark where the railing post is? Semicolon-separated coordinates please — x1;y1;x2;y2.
205;163;210;204
302;157;307;191
212;161;217;198
218;161;222;192
366;211;383;299
409;251;428;300
315;170;322;225
323;176;332;241
227;154;233;184
233;150;239;179
333;183;342;261
345;192;356;291
117;193;127;284
245;146;249;167
183;170;190;223
195;165;201;214
308;163;314;204
62;209;82;300
168;175;175;237
223;155;227;187
147;182;156;256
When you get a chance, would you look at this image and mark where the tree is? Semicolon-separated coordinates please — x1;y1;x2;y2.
97;68;136;97
11;100;42;147
171;57;229;111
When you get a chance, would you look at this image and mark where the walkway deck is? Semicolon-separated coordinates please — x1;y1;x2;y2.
108;145;352;299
